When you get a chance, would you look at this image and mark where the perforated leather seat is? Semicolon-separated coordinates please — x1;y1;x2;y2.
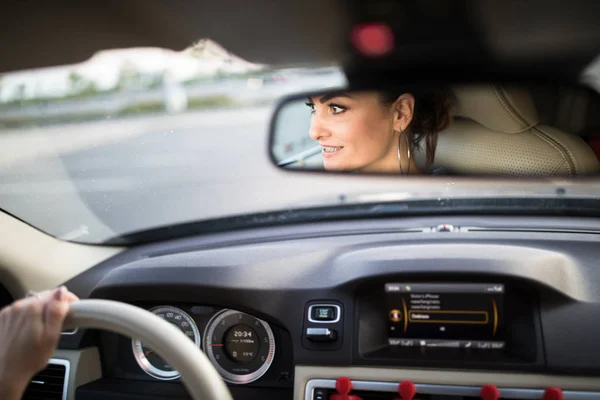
419;84;600;176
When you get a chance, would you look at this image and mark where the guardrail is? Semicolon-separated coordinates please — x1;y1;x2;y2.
0;73;345;126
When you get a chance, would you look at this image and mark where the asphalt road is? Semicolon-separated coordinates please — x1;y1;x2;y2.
0;107;285;241
1;104;384;243
0;72;359;243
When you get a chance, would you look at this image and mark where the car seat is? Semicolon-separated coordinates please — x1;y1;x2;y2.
417;84;600;175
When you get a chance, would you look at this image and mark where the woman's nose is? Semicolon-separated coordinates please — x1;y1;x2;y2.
309;115;331;141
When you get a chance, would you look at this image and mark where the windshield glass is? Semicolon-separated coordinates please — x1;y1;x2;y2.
0;40;349;243
1;40;599;244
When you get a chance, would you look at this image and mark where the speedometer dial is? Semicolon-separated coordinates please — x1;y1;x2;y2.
204;309;275;384
132;306;200;380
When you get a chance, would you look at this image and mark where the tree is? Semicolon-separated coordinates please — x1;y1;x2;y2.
68;72;85;94
13;83;26;101
68;71;99;97
117;60;141;89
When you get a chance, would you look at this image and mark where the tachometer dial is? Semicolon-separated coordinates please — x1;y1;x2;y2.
204;309;275;384
132;306;200;380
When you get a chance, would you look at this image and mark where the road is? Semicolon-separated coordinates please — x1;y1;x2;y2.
0;75;347;244
0;107;276;241
0;105;387;243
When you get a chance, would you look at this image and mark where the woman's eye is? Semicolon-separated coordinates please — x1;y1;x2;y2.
329;104;346;115
305;102;315;114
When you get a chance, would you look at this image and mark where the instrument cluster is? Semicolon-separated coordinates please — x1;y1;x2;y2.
129;305;277;384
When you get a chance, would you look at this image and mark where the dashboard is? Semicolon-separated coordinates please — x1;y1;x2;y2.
58;215;600;399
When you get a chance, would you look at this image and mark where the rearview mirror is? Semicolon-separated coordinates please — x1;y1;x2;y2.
269;83;600;177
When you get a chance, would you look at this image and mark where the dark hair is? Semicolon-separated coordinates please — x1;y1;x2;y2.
380;87;453;166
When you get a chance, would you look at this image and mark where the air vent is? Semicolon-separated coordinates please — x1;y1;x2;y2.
22;359;69;400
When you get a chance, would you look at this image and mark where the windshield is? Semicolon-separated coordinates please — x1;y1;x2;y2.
0;40;351;243
1;40;599;244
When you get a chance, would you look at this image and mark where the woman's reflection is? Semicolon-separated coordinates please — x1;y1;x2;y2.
306;89;452;174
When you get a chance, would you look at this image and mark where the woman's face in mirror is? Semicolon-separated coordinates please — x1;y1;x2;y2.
306;91;413;172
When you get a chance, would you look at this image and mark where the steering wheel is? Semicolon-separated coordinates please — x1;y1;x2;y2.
65;299;233;400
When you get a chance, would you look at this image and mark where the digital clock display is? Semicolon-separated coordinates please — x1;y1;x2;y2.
233;329;253;338
224;324;260;364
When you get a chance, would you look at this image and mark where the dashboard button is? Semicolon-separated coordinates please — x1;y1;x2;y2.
303;302;343;350
306;327;337;342
311;306;337;321
308;304;341;323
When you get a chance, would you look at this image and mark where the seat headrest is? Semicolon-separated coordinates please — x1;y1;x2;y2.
414;84;600;176
452;84;539;133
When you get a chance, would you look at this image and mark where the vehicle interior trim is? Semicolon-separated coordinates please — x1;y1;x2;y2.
47;357;70;400
293;366;600;400
333;243;591;301
0;211;123;298
304;379;600;400
53;348;102;400
93;240;594;300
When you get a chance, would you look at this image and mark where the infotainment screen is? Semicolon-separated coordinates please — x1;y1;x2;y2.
386;283;504;349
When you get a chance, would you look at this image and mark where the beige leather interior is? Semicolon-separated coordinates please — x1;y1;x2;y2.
53;348;102;400
0;210;123;297
417;84;600;175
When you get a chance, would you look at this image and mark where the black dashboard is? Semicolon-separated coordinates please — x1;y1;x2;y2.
59;215;600;399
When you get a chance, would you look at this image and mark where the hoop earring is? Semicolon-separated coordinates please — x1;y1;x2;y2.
397;130;411;175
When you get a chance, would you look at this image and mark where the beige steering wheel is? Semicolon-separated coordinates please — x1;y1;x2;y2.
65;299;233;400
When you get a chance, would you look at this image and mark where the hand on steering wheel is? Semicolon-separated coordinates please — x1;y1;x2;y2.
0;287;78;400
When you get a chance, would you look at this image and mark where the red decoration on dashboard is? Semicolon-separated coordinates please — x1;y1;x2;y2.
480;384;500;400
330;377;362;400
543;388;564;400
394;381;417;400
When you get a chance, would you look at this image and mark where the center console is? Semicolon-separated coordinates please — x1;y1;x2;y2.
297;277;599;399
385;282;505;350
355;278;542;369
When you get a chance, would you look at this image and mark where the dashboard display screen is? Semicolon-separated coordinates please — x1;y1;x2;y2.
386;283;504;349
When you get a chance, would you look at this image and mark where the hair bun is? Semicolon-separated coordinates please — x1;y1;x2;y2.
410;88;454;166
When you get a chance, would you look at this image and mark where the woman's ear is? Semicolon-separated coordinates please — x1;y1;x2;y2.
392;93;415;132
